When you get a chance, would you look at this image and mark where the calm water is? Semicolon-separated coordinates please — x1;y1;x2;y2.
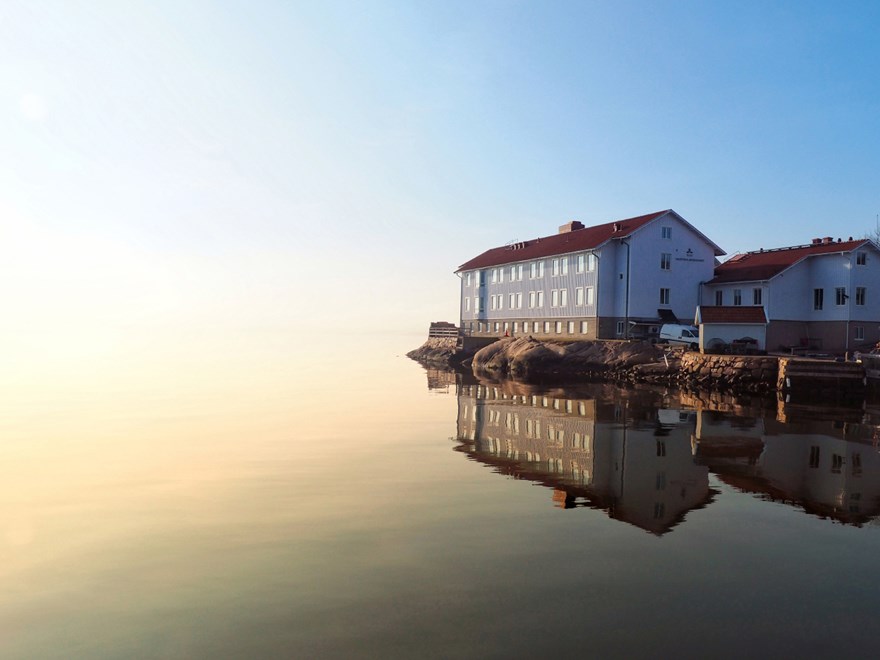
3;334;880;658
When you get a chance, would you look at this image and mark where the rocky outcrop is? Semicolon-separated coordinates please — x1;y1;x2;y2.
472;337;673;381
407;337;462;366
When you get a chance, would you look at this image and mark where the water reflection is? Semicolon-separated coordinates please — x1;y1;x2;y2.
452;373;880;532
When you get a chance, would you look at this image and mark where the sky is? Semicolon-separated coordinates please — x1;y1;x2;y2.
2;0;880;359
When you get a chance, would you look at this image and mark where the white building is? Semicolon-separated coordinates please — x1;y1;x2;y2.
456;210;725;341
702;237;880;353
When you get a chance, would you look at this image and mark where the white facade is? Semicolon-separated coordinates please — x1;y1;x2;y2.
457;211;723;340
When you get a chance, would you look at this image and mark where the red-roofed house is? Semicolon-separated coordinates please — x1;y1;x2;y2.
702;237;880;353
456;210;725;341
695;305;768;351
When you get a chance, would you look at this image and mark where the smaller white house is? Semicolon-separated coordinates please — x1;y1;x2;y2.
695;306;768;353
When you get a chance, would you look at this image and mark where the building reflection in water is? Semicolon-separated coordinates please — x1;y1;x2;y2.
452;373;880;533
455;378;716;535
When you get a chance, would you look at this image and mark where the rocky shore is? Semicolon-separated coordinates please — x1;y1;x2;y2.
409;335;781;394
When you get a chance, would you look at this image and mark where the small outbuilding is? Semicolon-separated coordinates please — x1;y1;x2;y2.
695;306;768;353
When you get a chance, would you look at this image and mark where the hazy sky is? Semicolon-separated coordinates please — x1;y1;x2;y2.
3;1;880;350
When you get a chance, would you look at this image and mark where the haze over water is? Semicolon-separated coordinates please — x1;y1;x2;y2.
3;331;880;658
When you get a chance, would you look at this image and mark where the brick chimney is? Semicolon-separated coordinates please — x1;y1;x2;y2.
558;220;585;234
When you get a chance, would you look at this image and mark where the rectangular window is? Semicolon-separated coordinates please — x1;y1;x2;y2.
616;321;625;335
528;291;535;308
567;321;575;333
498;268;504;283
517;264;523;280
814;288;824;310
660;288;670;305
493;322;500;332
466;272;471;286
856;287;866;305
465;297;470;311
857;252;867;265
477;297;484;312
715;290;723;306
561;258;568;275
551;290;559;307
491;269;497;283
586;287;594;305
831;454;843;474
836;287;847;305
560;289;568;306
581;321;589;334
661;226;672;239
555;321;563;334
513;321;519;334
537;291;544;307
587;254;596;271
753;288;762;305
543;321;551;333
656;440;666;457
809;446;820;468
552;259;559;276
660;253;671;270
855;325;865;341
516;292;522;308
538;262;544;277
530;262;537;279
576;287;584;306
576;254;585;273
509;293;515;309
733;289;742;306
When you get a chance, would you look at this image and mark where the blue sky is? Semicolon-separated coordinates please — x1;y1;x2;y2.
2;0;880;346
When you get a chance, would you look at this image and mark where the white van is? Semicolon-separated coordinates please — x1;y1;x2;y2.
659;324;699;350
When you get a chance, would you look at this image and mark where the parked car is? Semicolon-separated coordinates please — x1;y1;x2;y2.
658;324;700;350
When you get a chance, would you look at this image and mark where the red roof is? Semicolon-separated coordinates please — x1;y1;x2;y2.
710;239;870;284
698;306;767;324
456;210;677;272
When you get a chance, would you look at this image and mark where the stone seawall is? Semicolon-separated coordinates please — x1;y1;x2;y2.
679;353;779;393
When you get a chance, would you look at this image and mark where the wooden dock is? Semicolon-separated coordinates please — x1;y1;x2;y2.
777;357;866;399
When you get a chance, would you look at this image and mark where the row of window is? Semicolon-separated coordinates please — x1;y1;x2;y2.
465;287;597;312
468;320;590;335
715;286;867;308
463;254;598;287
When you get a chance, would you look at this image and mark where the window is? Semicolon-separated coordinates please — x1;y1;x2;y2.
753;288;762;305
567;321;575;333
543;321;551;333
660;253;671;270
857;252;867;265
509;266;516;280
814;288;824;310
513;322;519;333
576;254;585;273
537;291;544;307
733;289;742;306
476;271;484;286
530;262;537;279
465;297;470;312
561;258;568;275
660;288;670;305
586;287;594;305
503;322;509;333
576;288;584;305
831;454;843;474
477;297;484;312
552;259;560;276
656;440;666;457
498;268;504;283
493;322;500;332
616;321;625;335
715;290;723;306
856;287;866;305
855;326;865;341
466;272;471;286
516;292;522;308
587;254;596;271
836;287;847;306
491;269;497;283
581;321;589;334
555;321;563;334
509;293;515;309
517;264;523;280
809;446;820;468
528;291;536;308
538;262;544;277
661;226;672;239
560;289;568;306
551;290;559;307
